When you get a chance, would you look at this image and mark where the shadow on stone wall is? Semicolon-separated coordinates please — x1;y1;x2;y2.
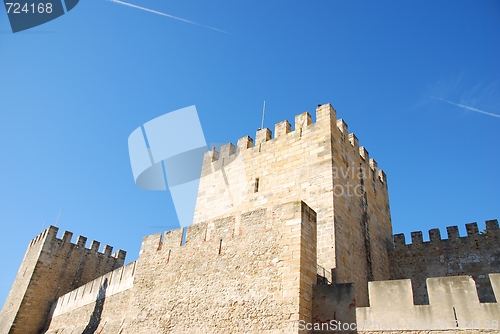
312;283;356;334
82;278;108;334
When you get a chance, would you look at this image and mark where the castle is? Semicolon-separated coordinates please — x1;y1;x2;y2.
1;103;499;333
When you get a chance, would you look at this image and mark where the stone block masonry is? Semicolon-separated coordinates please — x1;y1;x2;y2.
390;220;500;304
3;102;497;333
312;283;356;333
357;274;500;332
49;261;135;318
0;226;126;334
194;103;392;306
43;201;318;333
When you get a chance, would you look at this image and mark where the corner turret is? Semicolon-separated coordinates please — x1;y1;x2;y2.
0;226;126;334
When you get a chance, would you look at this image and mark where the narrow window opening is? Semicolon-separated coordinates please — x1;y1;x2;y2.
218;239;223;255
254;178;260;193
167;249;171;264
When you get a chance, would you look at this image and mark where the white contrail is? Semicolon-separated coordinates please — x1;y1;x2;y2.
432;96;500;119
108;0;230;34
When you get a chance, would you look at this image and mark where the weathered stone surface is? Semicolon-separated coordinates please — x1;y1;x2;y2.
0;227;125;334
390;220;500;304
43;201;317;333
1;103;498;333
193;103;393;305
312;283;356;333
357;275;500;332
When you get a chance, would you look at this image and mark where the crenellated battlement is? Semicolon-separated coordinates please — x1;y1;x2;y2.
201;103;387;185
10;99;499;333
138;203;317;286
42;201;318;333
29;225;126;260
51;261;136;317
141;212;258;257
0;225;128;334
390;219;500;305
357;275;500;331
193;103;393;304
393;219;499;248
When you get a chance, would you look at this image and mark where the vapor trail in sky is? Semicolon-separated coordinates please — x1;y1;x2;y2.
432;96;500;119
108;0;230;34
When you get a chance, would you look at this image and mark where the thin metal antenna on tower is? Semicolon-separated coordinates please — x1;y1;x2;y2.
55;209;63;227
261;100;266;130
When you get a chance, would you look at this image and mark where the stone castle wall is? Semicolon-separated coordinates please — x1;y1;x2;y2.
331;119;392;294
49;261;135;318
0;227;126;334
390;219;500;304
3;103;498;333
44;201;318;333
357;274;500;332
193;103;392;305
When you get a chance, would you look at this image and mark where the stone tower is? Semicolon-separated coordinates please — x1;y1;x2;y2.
3;103;499;333
193;103;393;305
0;226;125;334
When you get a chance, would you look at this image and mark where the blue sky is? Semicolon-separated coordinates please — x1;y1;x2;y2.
1;0;499;307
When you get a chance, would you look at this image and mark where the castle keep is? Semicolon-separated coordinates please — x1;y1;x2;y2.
1;103;498;333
